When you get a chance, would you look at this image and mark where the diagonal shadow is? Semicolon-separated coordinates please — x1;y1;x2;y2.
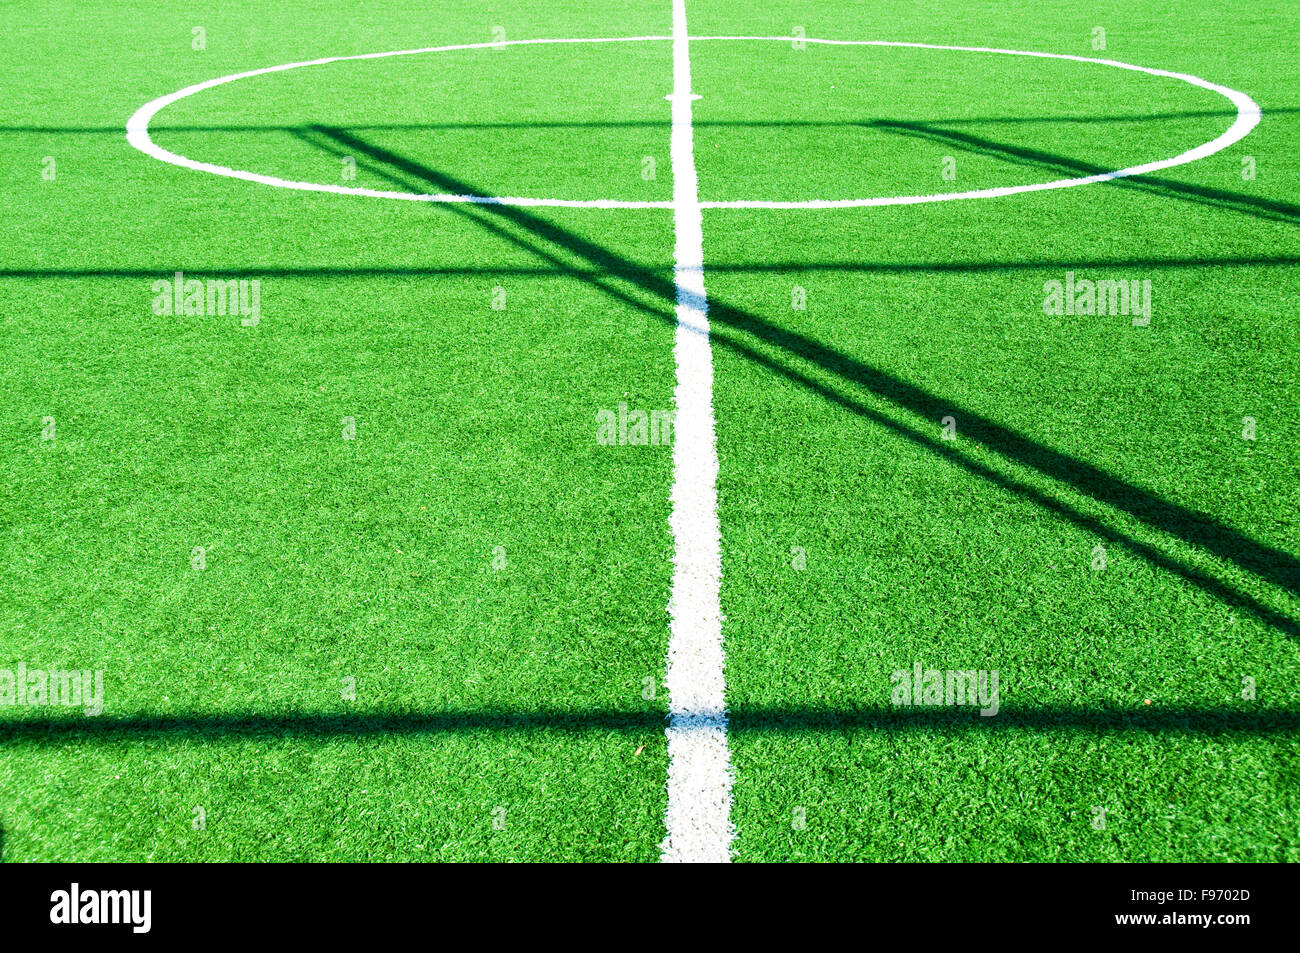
871;120;1300;226
0;705;1296;743
298;124;1300;625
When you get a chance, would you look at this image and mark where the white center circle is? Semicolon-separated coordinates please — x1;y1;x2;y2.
125;35;1261;211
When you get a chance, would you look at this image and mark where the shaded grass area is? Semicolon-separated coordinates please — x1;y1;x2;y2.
2;704;1299;741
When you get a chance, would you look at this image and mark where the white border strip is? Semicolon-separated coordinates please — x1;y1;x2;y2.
125;36;1260;212
661;0;732;864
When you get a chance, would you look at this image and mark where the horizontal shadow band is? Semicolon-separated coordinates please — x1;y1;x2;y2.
8;106;1300;135
2;256;1300;280
0;112;1243;135
0;706;1294;744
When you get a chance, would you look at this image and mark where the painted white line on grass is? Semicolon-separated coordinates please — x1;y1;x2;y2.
125;35;675;210
689;37;1262;209
660;0;732;865
121;22;1264;865
127;36;1260;212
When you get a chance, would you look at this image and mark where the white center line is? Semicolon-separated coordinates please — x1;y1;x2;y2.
660;0;732;864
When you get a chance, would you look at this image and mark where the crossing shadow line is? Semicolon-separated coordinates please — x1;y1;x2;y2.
287;123;1299;638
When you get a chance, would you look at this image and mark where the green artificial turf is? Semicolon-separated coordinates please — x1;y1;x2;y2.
0;0;1296;861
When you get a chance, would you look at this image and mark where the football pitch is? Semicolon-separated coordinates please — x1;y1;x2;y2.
1;0;1297;862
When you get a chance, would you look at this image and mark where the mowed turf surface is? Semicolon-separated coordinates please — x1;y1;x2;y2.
1;0;1297;861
